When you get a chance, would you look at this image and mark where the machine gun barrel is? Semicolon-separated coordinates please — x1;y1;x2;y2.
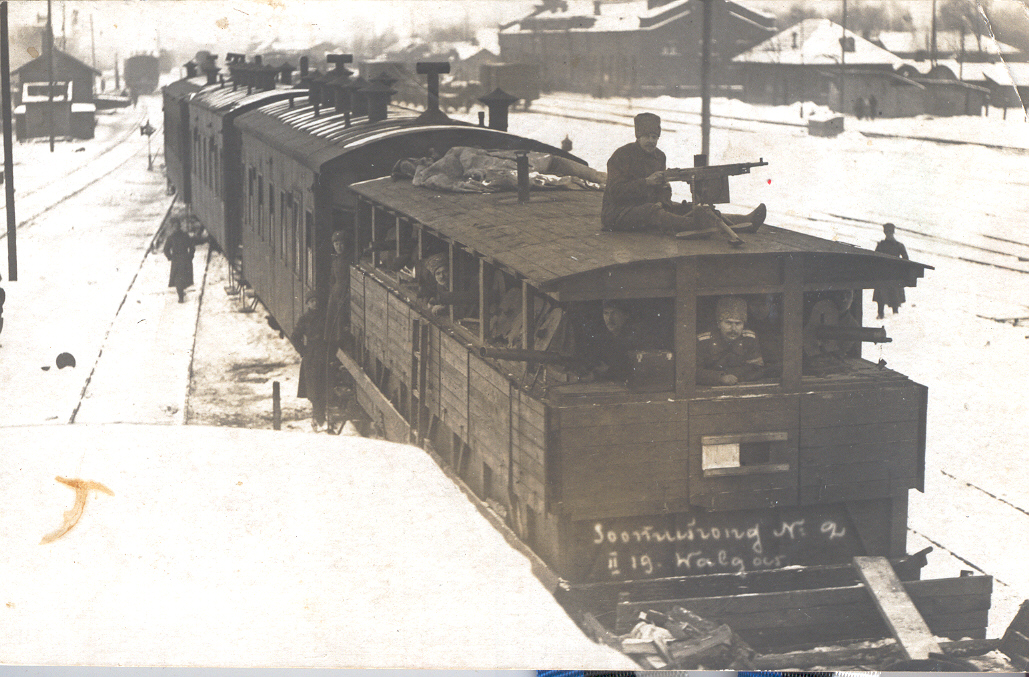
814;325;891;343
478;347;571;364
664;159;768;183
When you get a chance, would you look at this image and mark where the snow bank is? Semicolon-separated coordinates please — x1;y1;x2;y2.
0;424;635;669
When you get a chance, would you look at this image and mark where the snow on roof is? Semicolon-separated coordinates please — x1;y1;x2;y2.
877;29;1023;56
734;18;904;67
981;61;1029;87
1;423;637;668
503;0;770;34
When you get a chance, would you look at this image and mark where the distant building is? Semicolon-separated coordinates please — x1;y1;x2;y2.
733;19;904;112
875;30;1026;63
499;0;776;97
12;39;98;140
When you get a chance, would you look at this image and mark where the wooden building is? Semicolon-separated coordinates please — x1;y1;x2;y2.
896;62;990;117
733;19;905;112
498;0;775;97
12;44;99;140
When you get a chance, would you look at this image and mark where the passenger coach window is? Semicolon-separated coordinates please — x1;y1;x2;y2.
696;294;782;387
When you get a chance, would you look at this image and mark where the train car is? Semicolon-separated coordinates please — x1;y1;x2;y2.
338;171;995;650
186;58;297;260
161;70;211;204
124;54;160;96
479;62;541;109
232;61;579;340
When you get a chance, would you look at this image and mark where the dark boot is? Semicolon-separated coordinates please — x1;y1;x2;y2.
177;288;186;303
651;207;700;234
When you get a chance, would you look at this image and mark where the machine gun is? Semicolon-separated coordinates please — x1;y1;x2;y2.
664;159;768;205
665;158;768;246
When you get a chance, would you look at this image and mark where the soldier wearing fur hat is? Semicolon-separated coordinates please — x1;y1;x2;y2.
602;113;765;235
324;230;351;350
697;296;764;385
291;291;329;431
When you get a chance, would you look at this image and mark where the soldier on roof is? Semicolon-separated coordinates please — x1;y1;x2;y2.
601;112;765;235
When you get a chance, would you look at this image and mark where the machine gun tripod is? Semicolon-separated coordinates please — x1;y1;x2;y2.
664;157;768;246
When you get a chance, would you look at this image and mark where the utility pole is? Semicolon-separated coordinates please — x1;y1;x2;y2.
931;0;938;66
90;14;95;68
840;0;847;115
700;0;712;157
2;1;18;280
47;0;54;152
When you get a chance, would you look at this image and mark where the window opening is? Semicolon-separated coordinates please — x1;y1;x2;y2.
697;294;781;387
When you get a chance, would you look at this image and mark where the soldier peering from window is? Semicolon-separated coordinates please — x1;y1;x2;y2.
697;296;764;386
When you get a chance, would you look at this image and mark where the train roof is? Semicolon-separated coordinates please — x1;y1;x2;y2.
189;82;301;116
161;75;210;100
350;177;932;301
235;96;577;172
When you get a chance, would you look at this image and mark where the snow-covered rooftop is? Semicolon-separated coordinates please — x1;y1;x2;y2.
734;18;905;67
502;0;771;34
877;29;1023;56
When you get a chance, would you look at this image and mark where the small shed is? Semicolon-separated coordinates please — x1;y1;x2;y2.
12;45;99;141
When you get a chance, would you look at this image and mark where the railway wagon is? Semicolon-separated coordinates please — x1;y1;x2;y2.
124;54;160;96
186;64;296;260
479;62;541;109
161;72;209;204
233;95;577;338
340;176;994;648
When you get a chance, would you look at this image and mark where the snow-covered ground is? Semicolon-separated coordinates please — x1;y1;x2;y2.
1;89;1028;666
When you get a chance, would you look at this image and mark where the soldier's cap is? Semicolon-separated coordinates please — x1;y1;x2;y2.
634;112;661;137
883;222;896;233
424;253;448;275
331;230;347;244
716;296;747;322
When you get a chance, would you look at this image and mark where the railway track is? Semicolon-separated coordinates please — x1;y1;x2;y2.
0;106;161;235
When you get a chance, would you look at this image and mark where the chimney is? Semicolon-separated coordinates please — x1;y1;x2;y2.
185;61;198;78
254;55;262;66
414;61;452;124
364;77;396;123
594;0;602;15
478;88;518;132
300;56;309;77
346;75;369;117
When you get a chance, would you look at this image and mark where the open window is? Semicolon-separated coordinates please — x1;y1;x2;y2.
696;294;782;387
701;432;791;476
568;297;674;388
802;289;881;377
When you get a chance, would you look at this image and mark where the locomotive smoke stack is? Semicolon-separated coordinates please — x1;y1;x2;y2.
478;111;485;127
185;61;198;78
300;56;308;77
279;63;294;85
478;88;518;132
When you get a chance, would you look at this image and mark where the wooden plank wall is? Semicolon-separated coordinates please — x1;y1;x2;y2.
438;332;469;438
799;385;923;504
385;293;412;386
512;390;547;515
557;401;690;520
469;356;512;499
688;396;800;511
364;282;389;369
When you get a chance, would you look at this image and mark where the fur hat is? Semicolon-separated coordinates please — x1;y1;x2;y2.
634;112;661;137
716;296;747;322
424;253;448;276
331;230;347;244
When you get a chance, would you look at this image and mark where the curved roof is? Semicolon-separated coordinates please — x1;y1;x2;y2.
349;177;930;299
161;75;209;100
189;81;300;116
235;95;579;171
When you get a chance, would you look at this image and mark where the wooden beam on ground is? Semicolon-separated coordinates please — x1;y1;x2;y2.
751;638;1001;670
854;555;942;660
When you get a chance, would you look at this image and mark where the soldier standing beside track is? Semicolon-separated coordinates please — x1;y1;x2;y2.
873;223;909;318
163;221;196;304
293;292;328;432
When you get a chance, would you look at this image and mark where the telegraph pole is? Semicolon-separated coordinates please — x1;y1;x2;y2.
47;0;54;152
2;1;17;280
840;0;847;114
700;0;712;157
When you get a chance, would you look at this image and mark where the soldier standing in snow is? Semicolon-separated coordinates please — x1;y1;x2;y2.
873;223;909;318
164;222;196;303
292;292;328;432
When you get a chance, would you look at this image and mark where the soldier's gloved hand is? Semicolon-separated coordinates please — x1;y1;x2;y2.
645;171;666;186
